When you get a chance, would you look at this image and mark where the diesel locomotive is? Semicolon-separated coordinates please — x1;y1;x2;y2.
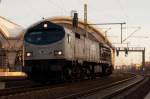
23;19;114;81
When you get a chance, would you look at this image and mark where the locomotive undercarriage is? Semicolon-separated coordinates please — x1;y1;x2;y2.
24;59;113;82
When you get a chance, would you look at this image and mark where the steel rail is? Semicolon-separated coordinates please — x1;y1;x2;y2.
57;74;137;99
102;75;145;99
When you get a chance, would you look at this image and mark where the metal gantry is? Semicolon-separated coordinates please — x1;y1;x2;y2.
116;47;145;71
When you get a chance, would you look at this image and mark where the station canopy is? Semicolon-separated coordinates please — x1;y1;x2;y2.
0;16;23;39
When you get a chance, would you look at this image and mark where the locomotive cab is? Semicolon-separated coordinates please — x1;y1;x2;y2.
24;21;66;59
23;21;67;81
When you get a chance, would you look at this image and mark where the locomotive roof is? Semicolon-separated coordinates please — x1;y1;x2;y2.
26;21;64;32
48;17;114;49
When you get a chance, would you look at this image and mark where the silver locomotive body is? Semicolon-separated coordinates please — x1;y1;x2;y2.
23;21;113;81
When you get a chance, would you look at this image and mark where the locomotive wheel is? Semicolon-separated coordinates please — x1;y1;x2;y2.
105;67;112;75
74;65;82;79
80;67;87;79
63;67;73;81
102;65;106;76
85;68;91;79
101;66;112;76
90;65;95;79
72;63;84;80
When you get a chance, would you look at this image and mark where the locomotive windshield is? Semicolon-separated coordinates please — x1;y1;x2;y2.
24;29;65;45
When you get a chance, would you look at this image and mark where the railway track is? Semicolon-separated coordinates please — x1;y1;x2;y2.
0;73;141;99
80;75;144;99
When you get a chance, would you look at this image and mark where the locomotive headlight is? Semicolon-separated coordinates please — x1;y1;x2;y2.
43;23;48;28
54;50;63;55
58;51;62;55
26;52;32;57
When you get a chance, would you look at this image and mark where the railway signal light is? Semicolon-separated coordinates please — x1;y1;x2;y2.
116;48;120;56
116;50;119;56
125;48;128;56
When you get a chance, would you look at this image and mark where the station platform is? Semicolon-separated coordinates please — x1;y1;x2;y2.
0;71;27;89
0;71;27;80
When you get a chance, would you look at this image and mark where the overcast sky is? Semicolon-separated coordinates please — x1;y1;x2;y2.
0;0;150;65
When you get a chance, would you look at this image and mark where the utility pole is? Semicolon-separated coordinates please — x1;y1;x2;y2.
84;2;88;37
84;0;88;62
121;23;123;43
